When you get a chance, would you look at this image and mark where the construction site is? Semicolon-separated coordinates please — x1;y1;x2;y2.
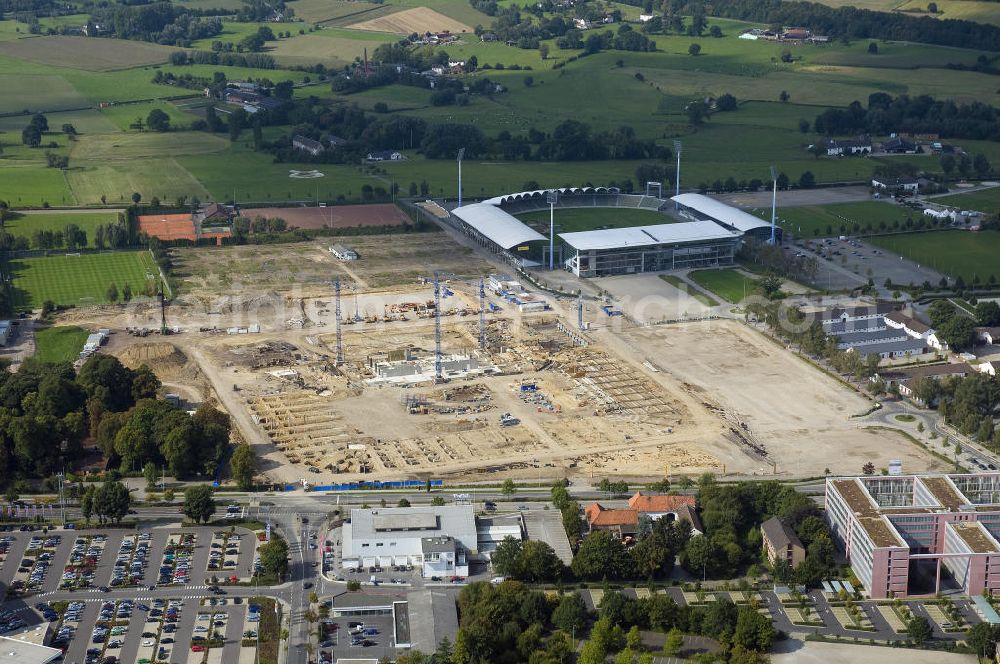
52;230;949;484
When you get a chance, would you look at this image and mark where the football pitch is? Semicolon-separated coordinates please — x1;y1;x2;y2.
9;251;160;308
516;207;673;233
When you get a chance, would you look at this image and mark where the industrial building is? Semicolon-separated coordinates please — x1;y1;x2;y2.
449;188;777;278
825;473;1000;598
341;505;524;578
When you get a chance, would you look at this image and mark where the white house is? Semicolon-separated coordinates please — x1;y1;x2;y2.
342;506;477;578
884;310;945;350
977;326;1000;345
872;176;919;192
977;360;1000;376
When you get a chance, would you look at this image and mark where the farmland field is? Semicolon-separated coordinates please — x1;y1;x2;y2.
267;31;396;66
70;131;228;162
753;201;917;238
867;230;1000;282
0;167;75;207
895;0;1000;26
0;72;88;114
932;186;1000;213
0;210;119;247
287;0;390;23
517;207;674;233
349;6;473;34
33;325;90;362
66;159;211;206
0;36;174;71
99;101;200;132
688;268;760;303
9;251;160;308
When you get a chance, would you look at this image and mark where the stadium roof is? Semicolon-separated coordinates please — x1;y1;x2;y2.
671;193;771;233
559;220;737;251
483;186;618;207
451;203;546;249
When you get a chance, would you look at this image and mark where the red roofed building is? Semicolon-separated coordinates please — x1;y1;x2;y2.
584;503;638;538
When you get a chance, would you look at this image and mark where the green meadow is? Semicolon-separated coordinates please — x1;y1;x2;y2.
867;230;1000;282
10;251;160;308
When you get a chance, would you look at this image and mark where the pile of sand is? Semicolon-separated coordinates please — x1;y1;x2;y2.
116;342;187;373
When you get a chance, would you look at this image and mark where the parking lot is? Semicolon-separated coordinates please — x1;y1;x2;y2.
0;525;267;664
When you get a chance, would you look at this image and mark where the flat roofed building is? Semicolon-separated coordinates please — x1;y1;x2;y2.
0;635;62;664
559;221;740;277
826;473;1000;598
761;517;805;569
342;505;483;578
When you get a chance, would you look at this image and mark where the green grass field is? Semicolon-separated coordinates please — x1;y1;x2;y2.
516;207;673;233
1;211;119;247
688;268;760;303
9;251;160;308
753;201;917;238
867;230;1000;282
659;274;719;306
932;186;1000;213
99;101;200;132
33;325;90;363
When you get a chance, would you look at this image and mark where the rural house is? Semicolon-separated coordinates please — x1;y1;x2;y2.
825;136;872;156
871;176;919;192
293;135;325;156
584;503;638;538
761;516;805;569
627;492;703;534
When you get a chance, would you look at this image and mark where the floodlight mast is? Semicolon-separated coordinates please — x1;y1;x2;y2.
547;190;558;270
769;165;778;245
673;140;682;209
457;148;465;208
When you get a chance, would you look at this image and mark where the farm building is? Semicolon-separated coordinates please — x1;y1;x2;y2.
826;473;1000;598
293;135;325;156
450;189;773;277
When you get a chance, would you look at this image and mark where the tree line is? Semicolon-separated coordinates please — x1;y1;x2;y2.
412;574;774;664
709;0;1000;51
815;92;1000;142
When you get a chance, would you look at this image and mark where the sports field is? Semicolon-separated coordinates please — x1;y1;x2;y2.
754;201;917;238
517;207;673;233
9;251;160;308
33;325;90;363
688;268;760;303
867;230;1000;283
933;186;1000;213
1;210;119;247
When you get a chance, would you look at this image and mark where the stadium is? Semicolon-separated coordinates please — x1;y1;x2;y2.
449;188;778;278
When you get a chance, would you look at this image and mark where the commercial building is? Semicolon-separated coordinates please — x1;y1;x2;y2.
825;473;1000;598
342;505;526;578
761;517;805;568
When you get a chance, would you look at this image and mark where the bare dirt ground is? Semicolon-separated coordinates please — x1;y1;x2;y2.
54;228;945;485
243;204;410;229
349;6;473;34
615;319;948;476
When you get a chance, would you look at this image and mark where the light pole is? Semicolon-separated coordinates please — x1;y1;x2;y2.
673;140;683;208
457;148;465;208
769;165;778;245
547;190;558;270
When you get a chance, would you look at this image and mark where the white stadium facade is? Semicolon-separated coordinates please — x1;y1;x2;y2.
449;188;777;278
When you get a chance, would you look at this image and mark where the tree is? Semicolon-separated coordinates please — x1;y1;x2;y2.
182;484;216;524
779;90;790;102
551;591;588;634
734;606;774;652
965;622;999;661
716;93;737;111
131;192;141;205
81;485;94;526
571;530;631;579
976;300;1000;326
908;615;933;645
106;283;118;302
798;170;816;188
122;283;133;303
397;498;411;507
146;109;170;132
430;496;445;506
93;480;131;524
539;43;549;59
687;100;709;126
259;534;290;578
230;444;257;491
501;478;516;497
143;461;159;490
688;43;701;56
928;1;938;10
939;316;977;351
941;154;956;175
862;461;876;475
799;118;810;133
974;153;991;177
664;627;684;656
867;41;878;54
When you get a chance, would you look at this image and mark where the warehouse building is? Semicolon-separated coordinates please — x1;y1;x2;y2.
826;473;1000;598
